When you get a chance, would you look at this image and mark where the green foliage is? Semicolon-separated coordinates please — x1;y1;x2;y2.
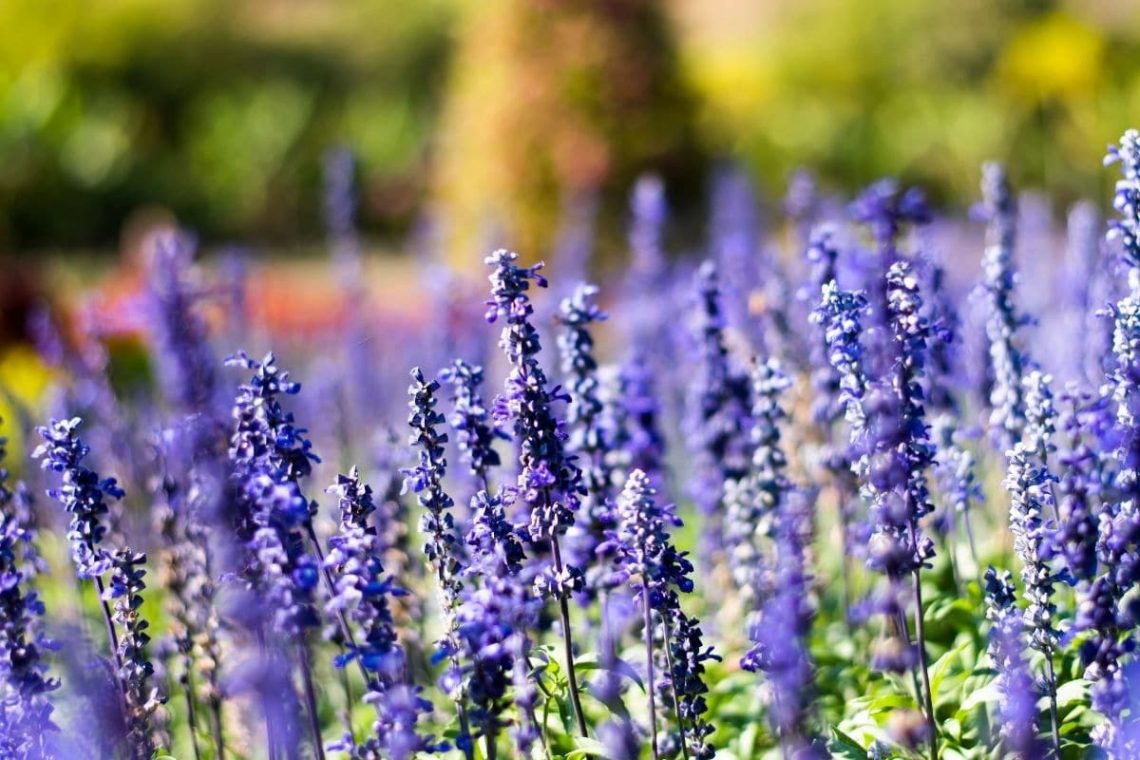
0;0;457;248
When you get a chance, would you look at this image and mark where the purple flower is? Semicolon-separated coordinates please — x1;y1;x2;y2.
804;226;844;425
741;490;823;757
227;352;319;488
103;549;164;759
484;249;584;585
0;431;58;757
145;230;218;415
325;468;438;758
850;179;931;257
440;360;507;493
1054;386;1105;583
1105;129;1140;276
34;417;121;579
688;260;753;563
979;162;1031;451
984;567;1044;758
725;359;792;593
404;367;465;610
558;283;617;587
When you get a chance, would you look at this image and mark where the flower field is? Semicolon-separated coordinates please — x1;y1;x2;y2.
5;132;1140;760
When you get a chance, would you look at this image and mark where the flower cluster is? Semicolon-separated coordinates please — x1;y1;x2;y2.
325;467;437;759
725;358;792;593
689;260;754;561
980;162;1031;450
485;249;583;580
1053;386;1105;583
804;226;844;425
440;360;506;492
1106;128;1140;277
104;548;164;759
34;417;122;578
558;283;616;583
609;470;716;758
0;433;58;757
983;567;1043;758
741;490;822;758
404;368;465;611
146;230;218;415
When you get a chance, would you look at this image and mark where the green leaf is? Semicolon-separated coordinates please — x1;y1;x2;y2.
828;728;868;759
1055;678;1089;708
929;640;969;700
573;652;645;692
565;737;610;758
961;681;1001;710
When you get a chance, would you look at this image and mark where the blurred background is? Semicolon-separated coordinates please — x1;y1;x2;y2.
0;0;1137;464
2;0;1139;257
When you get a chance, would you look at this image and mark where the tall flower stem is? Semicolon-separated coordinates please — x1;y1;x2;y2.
181;669;203;760
1045;658;1061;756
91;574;125;679
660;615;691;760
641;584;660;760
297;644;326;760
550;537;588;737
910;566;937;760
209;697;225;759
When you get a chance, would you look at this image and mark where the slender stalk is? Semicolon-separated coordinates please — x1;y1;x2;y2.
549;537;588;737
895;608;924;710
962;510;981;586
1044;658;1062;757
208;698;226;760
836;483;855;629
910;568;938;760
297;643;327;760
660;612;690;760
939;531;960;595
259;632;279;760
338;666;355;739
198;549;227;760
486;729;498;760
92;575;124;674
641;583;660;760
307;524;476;760
181;669;203;760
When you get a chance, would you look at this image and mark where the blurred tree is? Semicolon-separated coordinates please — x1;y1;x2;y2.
681;0;1140;211
0;0;456;251
433;0;704;269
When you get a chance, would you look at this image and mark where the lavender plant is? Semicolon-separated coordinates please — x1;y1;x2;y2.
688;260;753;567
0;431;58;758
484;248;589;736
983;567;1045;758
558;283;615;588
980;163;1032;451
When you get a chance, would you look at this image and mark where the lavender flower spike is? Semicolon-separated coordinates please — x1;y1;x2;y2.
0;430;59;757
324;468;439;759
980;162;1031;451
33;418;121;579
484;248;589;736
688;260;753;566
609;470;718;759
983;567;1044;758
404;367;465;613
741;491;824;758
440;360;506;493
725;358;792;595
558;283;615;588
1105;129;1140;287
104;549;164;759
146;230;218;415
